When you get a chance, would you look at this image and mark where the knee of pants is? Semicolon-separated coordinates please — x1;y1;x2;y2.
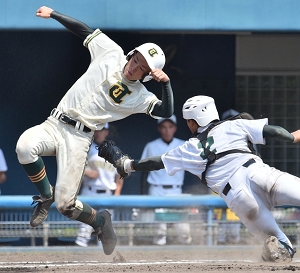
16;135;37;164
55;198;76;218
242;201;259;220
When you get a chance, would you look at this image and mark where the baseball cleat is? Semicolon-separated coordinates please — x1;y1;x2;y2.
30;187;55;227
92;210;117;255
262;236;296;263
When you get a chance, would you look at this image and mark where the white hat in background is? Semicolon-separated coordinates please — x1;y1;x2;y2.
103;123;109;129
157;114;177;125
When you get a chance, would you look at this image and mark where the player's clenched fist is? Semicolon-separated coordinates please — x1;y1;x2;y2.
36;6;53;18
150;69;169;82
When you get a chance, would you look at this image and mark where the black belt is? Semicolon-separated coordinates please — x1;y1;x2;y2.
51;109;91;133
96;190;106;194
88;187;106;194
222;158;256;196
154;185;180;189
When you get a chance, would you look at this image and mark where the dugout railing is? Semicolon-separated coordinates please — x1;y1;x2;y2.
0;195;299;247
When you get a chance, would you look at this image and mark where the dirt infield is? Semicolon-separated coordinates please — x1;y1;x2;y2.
0;245;299;272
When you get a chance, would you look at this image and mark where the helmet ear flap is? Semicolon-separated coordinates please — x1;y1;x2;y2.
141;73;152;82
126;49;135;61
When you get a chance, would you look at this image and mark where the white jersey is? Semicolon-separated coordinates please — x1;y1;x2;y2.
161;118;267;194
141;138;185;186
56;29;160;131
82;153;117;191
88;142;99;158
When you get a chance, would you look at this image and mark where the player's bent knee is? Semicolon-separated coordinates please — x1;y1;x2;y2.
56;199;76;219
245;205;259;220
15;138;36;165
232;194;259;221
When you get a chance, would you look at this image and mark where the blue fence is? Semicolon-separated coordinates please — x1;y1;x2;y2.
0;195;227;246
0;195;299;247
0;195;227;210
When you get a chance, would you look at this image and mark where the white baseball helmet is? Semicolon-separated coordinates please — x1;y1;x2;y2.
182;95;220;127
126;43;165;82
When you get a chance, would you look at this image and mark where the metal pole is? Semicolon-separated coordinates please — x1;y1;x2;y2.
206;207;213;246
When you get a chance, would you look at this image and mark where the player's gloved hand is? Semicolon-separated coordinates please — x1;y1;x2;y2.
97;140;132;179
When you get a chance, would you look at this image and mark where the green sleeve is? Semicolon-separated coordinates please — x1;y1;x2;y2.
151;81;174;118
262;125;294;142
51;11;94;39
132;156;165;172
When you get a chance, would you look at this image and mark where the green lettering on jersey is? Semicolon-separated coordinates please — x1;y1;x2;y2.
197;136;217;160
109;81;132;103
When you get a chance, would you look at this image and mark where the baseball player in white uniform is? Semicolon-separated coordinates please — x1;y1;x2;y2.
15;6;173;255
111;95;300;262
76;124;123;247
141;115;191;245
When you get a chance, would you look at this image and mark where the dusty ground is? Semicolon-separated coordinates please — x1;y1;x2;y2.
0;245;299;272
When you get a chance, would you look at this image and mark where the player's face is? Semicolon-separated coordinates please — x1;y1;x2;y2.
186;119;199;134
124;52;151;81
158;121;177;142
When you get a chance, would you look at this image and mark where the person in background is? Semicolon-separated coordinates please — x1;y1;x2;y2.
0;149;7;194
140;115;192;245
75;124;123;247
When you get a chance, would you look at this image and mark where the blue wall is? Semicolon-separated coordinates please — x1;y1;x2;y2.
1;0;300;31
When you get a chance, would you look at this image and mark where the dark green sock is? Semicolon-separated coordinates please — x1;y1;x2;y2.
22;157;52;198
76;202;105;229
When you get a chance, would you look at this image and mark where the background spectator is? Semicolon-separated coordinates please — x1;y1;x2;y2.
0;149;8;194
140;115;192;245
75;124;123;247
214;109;241;245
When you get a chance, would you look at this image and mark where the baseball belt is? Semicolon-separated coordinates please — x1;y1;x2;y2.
50;108;91;133
222;158;256;196
88;187;109;194
153;185;181;189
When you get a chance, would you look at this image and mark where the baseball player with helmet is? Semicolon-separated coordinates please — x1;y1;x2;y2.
99;95;300;262
15;6;173;255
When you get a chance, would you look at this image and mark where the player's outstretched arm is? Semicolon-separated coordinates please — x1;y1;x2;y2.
36;6;94;39
131;156;165;172
97;140;165;178
122;156;164;176
263;125;294;142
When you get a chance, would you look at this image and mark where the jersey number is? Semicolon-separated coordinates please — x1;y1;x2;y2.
109;81;132;104
197;136;217;160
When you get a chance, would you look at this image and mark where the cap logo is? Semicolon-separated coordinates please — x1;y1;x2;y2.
148;48;158;57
